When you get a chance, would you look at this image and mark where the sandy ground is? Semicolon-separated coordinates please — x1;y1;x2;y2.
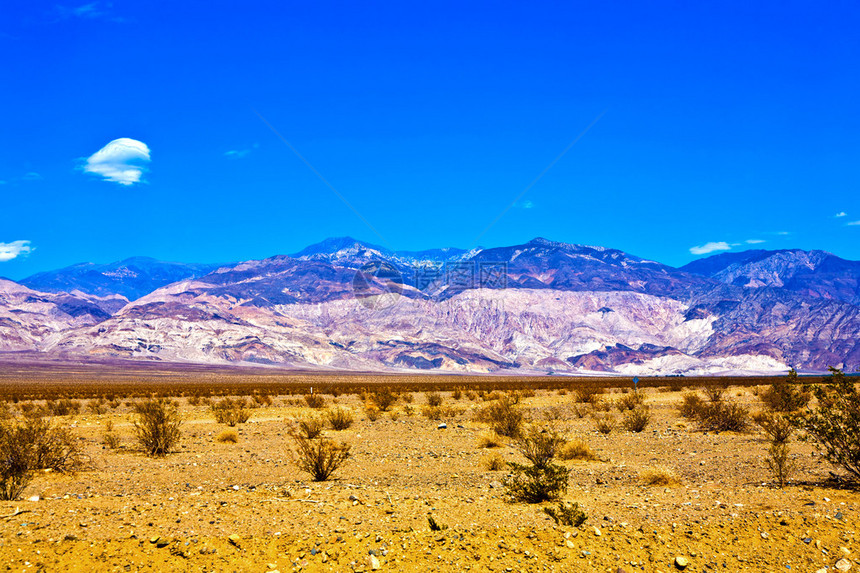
0;387;857;572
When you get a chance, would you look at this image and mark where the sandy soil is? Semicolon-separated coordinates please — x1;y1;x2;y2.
0;387;857;572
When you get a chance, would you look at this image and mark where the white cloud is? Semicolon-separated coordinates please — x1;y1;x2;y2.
83;138;150;185
21;172;42;181
745;239;765;244
689;241;731;255
847;220;860;226
224;143;258;159
0;240;33;262
836;212;847;218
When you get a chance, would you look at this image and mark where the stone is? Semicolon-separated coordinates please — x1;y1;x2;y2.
592;526;601;537
835;558;852;572
368;554;381;570
840;547;851;556
674;556;689;570
565;540;575;548
437;423;447;429
27;495;39;502
228;534;241;547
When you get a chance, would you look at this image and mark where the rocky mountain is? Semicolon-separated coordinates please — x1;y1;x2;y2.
3;240;860;375
20;257;224;301
0;279;122;352
680;249;860;305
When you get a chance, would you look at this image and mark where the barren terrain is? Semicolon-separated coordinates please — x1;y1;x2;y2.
0;373;857;572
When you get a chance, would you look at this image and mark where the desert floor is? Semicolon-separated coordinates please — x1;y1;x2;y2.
0;384;856;572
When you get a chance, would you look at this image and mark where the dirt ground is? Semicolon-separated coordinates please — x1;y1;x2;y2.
0;386;857;572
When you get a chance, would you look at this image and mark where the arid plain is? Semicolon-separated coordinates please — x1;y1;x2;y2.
0;366;856;573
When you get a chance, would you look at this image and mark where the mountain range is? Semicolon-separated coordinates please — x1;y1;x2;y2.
2;237;859;375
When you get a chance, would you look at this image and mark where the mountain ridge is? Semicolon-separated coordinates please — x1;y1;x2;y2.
4;238;860;375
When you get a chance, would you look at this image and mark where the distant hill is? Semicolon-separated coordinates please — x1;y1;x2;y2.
21;257;225;301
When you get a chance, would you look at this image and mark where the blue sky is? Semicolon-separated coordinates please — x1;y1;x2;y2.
2;1;859;279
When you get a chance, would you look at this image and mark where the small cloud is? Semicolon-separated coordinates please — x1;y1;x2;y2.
224;143;258;159
745;239;765;244
835;212;847;218
0;240;33;262
515;200;535;209
847;220;860;226
82;138;150;185
21;172;42;181
690;241;731;255
775;231;791;236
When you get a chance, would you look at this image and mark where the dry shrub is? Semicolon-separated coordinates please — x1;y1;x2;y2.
48;399;81;417
593;412;616;434
515;427;566;468
326;408;354;430
1;417;86;500
295;414;324;439
573;386;603;404
698;400;750;432
476;396;524;438
482;452;505;471
451;389;463;400
558;439;598;461
102;420;120;450
572;403;589;419
210;398;251;426
87;400;106;415
465;390;477;401
704;385;726;403
616;391;645;412
253;393;273;407
425;392;443;407
622;406;651;433
365;406;381;421
519;388;536;399
216;430;238;443
591;397;612;412
678;391;704;419
400;393;414;404
132;398;182;456
304;393;326;409
477;432;505;448
639;466;680;486
367;389;397;411
291;435;350;481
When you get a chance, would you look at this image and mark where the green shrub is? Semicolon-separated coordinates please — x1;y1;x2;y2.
793;368;860;480
503;427;570;503
761;369;811;412
543;502;587;527
133;398;182;456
